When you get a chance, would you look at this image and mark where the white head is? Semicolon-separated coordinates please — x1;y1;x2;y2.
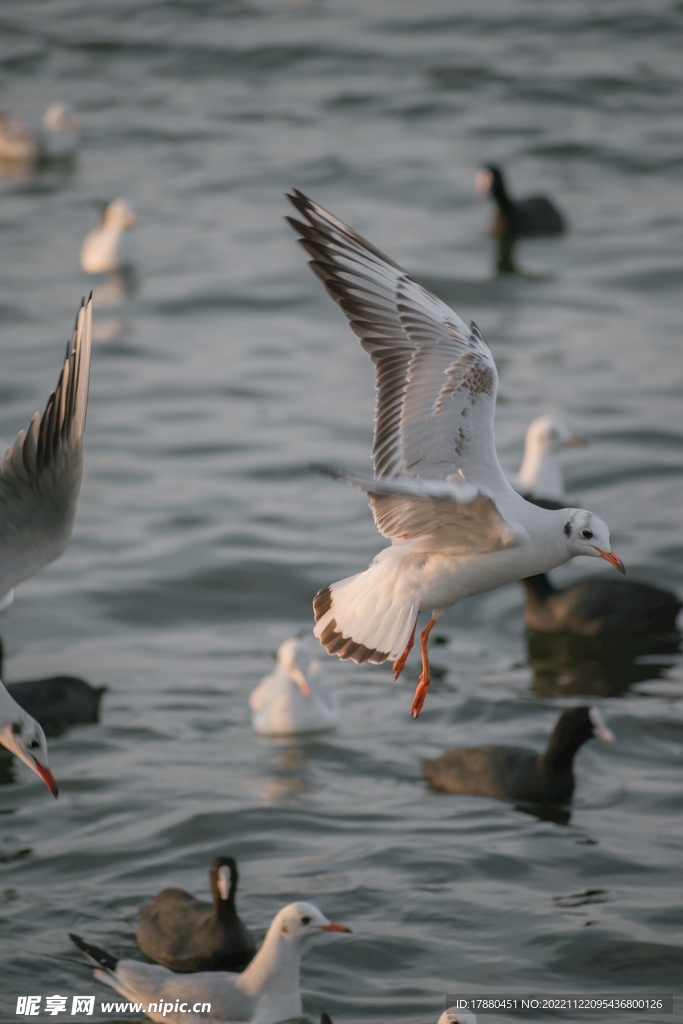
517;415;587;500
277;638;315;698
561;509;625;574
102;198;137;230
438;1009;479;1024
269;901;351;944
0;688;58;797
43;103;80;132
525;415;585;455
589;706;615;743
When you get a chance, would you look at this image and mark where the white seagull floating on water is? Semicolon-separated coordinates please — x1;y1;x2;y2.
0;104;80;164
80;198;137;275
72;901;351;1024
510;414;585;503
286;191;625;718
0;297;92;795
250;638;339;737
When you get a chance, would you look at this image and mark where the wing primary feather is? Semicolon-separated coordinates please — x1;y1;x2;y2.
287;192;506;489
69;933;118;974
286;191;405;271
0;295;93;598
34;295;92;475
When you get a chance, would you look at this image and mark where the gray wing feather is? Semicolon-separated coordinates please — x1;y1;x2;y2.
316;465;523;552
287;191;505;490
0;297;92;597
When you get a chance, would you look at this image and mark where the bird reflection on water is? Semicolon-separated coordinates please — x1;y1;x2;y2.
93;266;138;306
90;268;137;342
513;799;572;826
257;742;314;804
527;630;681;699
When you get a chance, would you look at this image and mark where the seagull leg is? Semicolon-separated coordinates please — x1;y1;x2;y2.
410;618;437;719
393;620;417;680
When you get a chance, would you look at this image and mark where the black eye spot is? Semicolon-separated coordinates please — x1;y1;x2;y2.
11;723;22;735
29;739;40;750
301;916;311;925
581;529;593;540
563;522;571;538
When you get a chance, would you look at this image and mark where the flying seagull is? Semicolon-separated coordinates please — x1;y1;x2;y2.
286;192;624;717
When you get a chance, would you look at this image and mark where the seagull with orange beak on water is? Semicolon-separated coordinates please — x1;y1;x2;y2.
72;902;351;1024
250;638;339;736
286;191;625;719
0;685;58;796
510;414;586;504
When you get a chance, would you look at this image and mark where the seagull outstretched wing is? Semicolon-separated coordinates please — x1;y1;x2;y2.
315;465;524;552
287;191;507;493
0;296;92;599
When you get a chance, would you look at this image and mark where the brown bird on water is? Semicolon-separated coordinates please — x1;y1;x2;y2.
136;856;255;973
422;706;614;803
475;164;566;239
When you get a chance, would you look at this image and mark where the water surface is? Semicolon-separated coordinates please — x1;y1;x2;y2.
0;1;682;1021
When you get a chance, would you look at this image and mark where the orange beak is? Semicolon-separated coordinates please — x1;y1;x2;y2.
596;548;626;575
322;922;352;933
564;436;587;447
290;667;311;699
34;760;59;798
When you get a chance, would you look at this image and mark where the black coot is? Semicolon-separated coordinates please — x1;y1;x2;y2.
421;706;614;803
6;678;106;733
136;856;256;973
476;165;566;239
522;573;681;636
0;639;105;733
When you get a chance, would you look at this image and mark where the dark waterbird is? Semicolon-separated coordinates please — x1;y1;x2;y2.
136;855;256;973
521;573;681;637
475;165;566;273
475;165;566;240
0;639;105;736
6;676;104;733
421;706;614;803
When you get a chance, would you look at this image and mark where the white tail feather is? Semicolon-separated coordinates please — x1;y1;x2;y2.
313;561;418;664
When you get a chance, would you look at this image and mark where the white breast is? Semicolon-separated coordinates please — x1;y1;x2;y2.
250;659;338;737
80;226;134;274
